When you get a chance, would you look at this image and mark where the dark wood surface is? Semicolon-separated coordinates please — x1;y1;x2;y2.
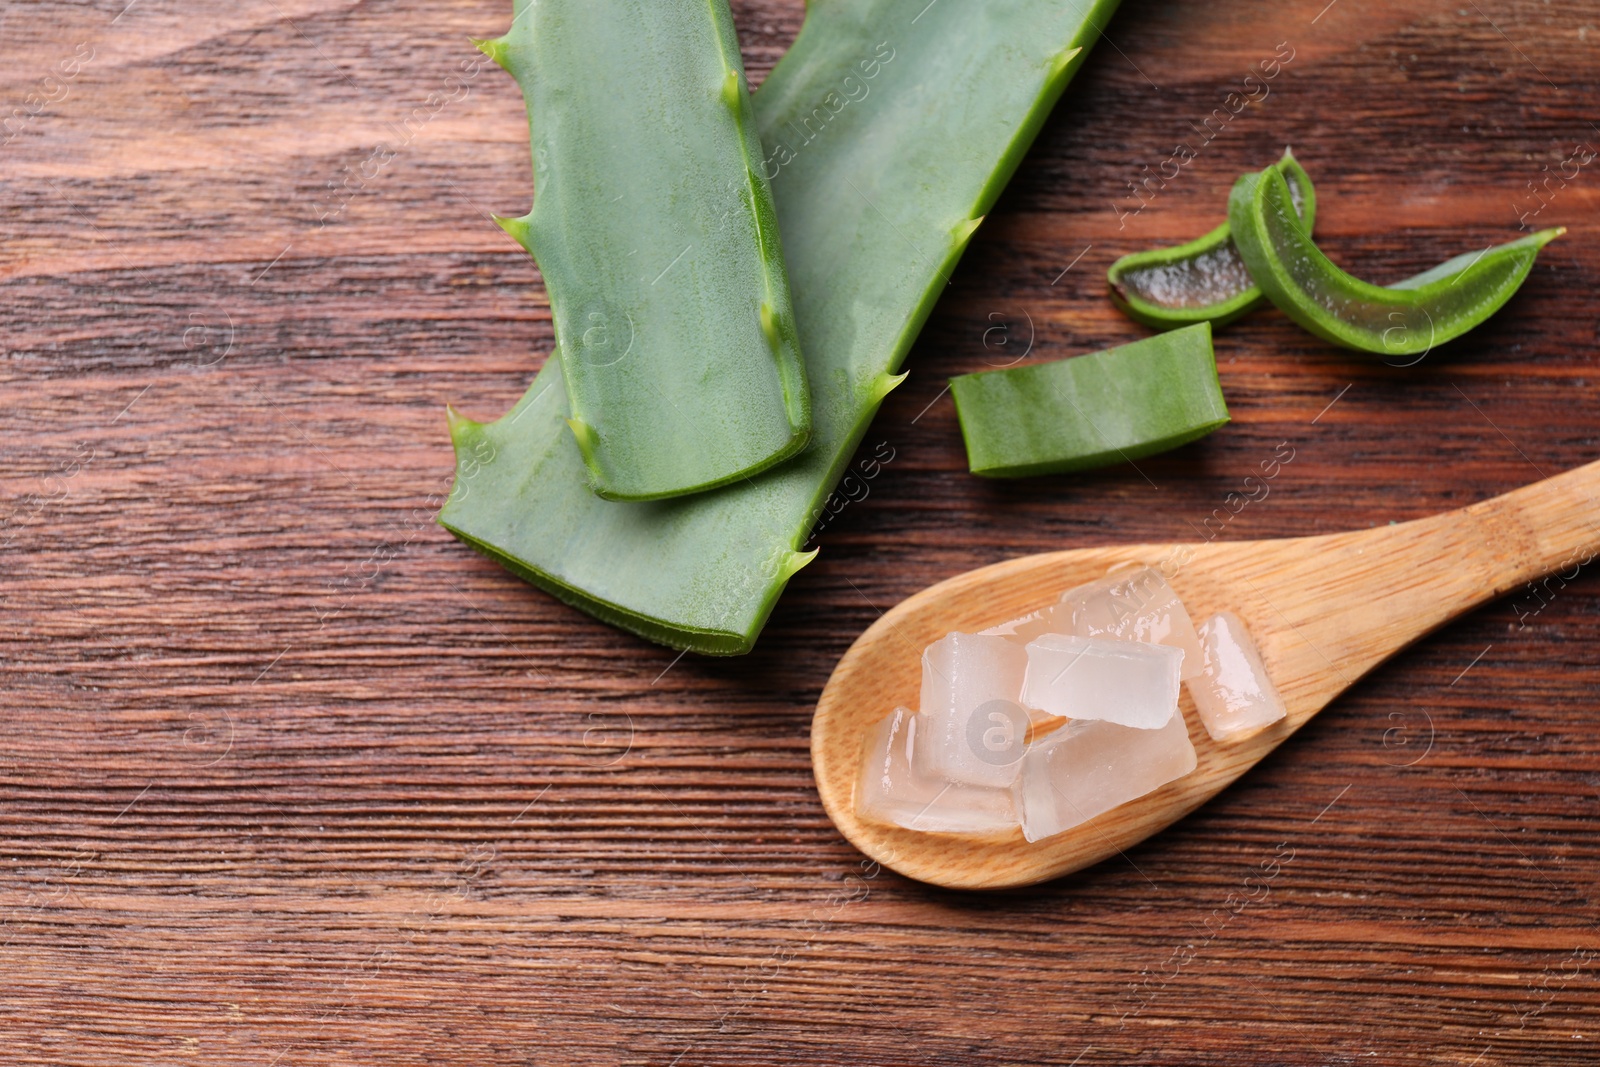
3;0;1599;1062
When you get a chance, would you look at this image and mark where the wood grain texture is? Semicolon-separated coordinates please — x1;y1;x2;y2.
2;0;1598;1063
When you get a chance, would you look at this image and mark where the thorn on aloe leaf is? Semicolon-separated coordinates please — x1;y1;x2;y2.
494;213;535;253
473;35;513;72
777;549;818;582
868;370;909;405
721;70;742;111
1049;46;1083;81
952;216;985;249
445;405;483;448
759;302;784;352
437;0;1122;650
565;417;599;456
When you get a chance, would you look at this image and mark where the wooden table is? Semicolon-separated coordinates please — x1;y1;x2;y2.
4;0;1597;1062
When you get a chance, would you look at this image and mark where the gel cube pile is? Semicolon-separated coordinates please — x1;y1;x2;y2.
855;565;1287;843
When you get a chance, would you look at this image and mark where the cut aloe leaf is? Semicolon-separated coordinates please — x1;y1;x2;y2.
441;0;1123;654
1108;150;1316;331
1228;164;1565;356
480;0;811;502
949;323;1227;477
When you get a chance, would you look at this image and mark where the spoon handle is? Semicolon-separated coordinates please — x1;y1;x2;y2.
1220;458;1600;717
1464;457;1600;599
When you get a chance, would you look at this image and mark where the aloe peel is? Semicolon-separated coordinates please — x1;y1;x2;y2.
442;0;1123;654
480;0;810;501
1108;150;1316;330
1228;164;1564;356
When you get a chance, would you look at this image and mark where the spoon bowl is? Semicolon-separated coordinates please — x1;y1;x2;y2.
812;459;1600;889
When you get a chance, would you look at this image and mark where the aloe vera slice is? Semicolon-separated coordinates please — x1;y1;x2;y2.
441;0;1123;654
1228;164;1565;356
482;0;811;502
950;323;1227;477
1107;150;1316;331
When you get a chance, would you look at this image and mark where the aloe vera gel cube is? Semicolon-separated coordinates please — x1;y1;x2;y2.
1012;713;1196;843
1188;611;1286;741
917;633;1033;789
979;604;1073;645
1020;634;1183;729
855;707;1016;834
1061;566;1205;679
854;565;1222;841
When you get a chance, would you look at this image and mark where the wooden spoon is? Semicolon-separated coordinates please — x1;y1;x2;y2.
812;460;1600;889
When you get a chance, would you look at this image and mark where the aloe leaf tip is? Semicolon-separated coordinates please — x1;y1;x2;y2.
1535;225;1567;247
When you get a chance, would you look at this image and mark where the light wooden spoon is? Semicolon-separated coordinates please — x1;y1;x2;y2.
813;459;1600;890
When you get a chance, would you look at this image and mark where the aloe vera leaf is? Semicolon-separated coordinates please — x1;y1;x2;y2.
1107;150;1316;331
950;323;1227;477
440;0;1122;655
1228;164;1565;356
481;0;811;502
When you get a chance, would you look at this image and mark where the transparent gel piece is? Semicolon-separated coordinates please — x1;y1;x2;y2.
1061;565;1204;679
979;604;1073;645
1011;712;1197;843
854;707;1017;834
1188;611;1286;741
911;697;1064;782
919;632;1032;788
1020;634;1182;729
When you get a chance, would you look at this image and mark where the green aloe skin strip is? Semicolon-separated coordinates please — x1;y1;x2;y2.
442;0;1123;655
950;323;1228;478
1228;163;1565;357
481;0;811;502
1108;150;1316;331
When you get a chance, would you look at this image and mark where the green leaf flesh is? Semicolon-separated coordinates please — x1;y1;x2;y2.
950;322;1228;477
1227;164;1565;356
1107;150;1316;331
481;0;811;502
441;0;1124;654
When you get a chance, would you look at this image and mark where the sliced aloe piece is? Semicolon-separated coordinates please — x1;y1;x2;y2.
441;0;1124;654
1108;150;1316;331
482;0;810;501
1228;164;1565;356
950;323;1227;477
